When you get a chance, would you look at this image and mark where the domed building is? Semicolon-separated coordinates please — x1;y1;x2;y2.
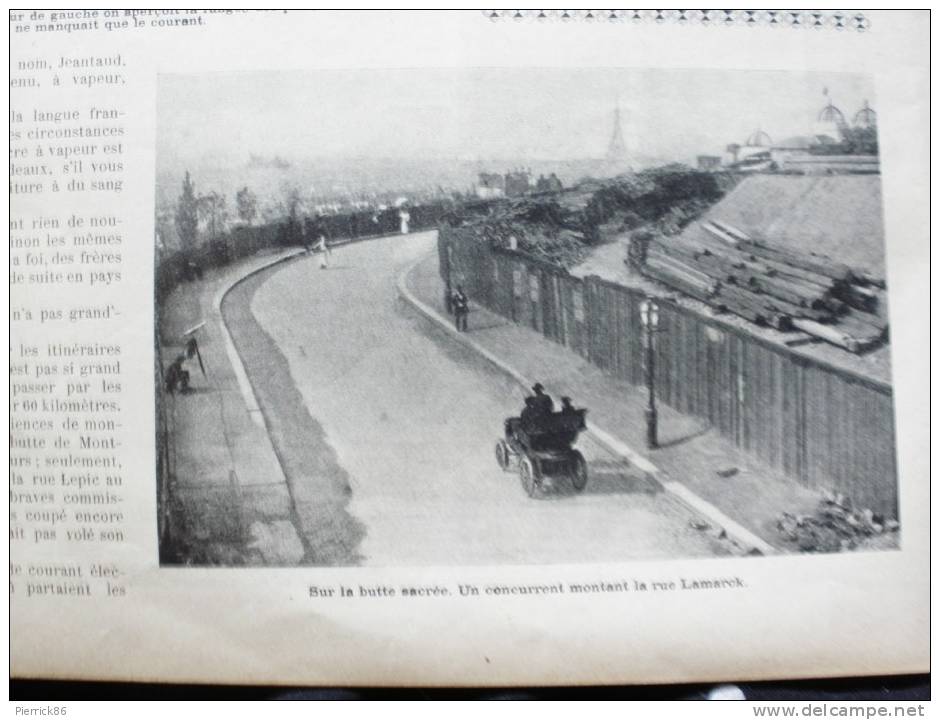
813;95;846;143
745;129;773;148
817;97;847;124
726;92;879;174
853;100;877;129
730;129;775;172
846;100;879;156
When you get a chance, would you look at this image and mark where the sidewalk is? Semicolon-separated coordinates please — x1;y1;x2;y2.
159;249;306;565
404;252;824;553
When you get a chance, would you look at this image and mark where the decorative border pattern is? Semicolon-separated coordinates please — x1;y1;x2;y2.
481;10;870;32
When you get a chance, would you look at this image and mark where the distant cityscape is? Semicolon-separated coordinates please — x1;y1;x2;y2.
155;87;877;253
153;154;629;253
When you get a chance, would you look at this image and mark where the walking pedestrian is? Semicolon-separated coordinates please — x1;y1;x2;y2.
317;235;331;269
452;285;470;332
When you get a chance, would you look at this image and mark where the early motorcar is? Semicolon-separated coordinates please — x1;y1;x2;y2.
495;406;588;497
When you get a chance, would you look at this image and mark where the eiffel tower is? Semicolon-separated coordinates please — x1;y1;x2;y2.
606;105;629;166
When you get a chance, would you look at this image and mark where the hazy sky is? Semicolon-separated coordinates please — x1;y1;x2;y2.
157;67;875;168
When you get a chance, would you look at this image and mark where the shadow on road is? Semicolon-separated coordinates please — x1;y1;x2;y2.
222;265;366;566
174;386;216;397
501;458;659;500
465;319;511;332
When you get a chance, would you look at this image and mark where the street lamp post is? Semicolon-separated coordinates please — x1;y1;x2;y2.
443;243;454;315
639;297;660;450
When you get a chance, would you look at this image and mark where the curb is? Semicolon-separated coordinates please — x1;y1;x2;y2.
212;248;309;561
397;253;777;556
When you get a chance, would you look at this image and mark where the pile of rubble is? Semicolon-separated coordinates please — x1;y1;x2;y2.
449;194;598;268
450;167;738;270
627;219;888;353
776;491;899;553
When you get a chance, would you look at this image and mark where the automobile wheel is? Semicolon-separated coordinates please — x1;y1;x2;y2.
495;440;511;471
570;450;588;492
519;457;540;498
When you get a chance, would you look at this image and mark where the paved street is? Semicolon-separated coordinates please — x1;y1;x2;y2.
234;232;730;564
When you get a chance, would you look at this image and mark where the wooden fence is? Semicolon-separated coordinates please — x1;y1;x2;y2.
439;225;898;516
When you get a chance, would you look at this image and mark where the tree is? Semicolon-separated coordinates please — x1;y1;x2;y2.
841;125;879;155
175;171;199;251
235;186;258;224
304;215;322;246
282;188;304;247
197;190;229;240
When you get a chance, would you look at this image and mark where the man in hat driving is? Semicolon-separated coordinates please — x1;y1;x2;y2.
528;382;554;416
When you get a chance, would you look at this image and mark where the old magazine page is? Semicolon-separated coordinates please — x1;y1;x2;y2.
9;10;929;685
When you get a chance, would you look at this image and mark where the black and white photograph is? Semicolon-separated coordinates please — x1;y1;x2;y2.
154;67;897;568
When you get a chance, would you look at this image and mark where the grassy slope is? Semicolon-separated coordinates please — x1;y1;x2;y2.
681;174;886;278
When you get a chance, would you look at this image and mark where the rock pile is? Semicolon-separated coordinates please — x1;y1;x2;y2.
776;491;899;553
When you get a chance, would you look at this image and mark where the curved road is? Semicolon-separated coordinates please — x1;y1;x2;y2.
231;232;728;565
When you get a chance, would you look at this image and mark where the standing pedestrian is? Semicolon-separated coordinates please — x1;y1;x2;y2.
164;354;191;394
452;284;469;332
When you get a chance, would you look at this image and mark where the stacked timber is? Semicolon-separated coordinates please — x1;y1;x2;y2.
630;219;888;353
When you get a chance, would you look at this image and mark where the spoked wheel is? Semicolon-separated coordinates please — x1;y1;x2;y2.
519;456;541;498
495;440;511;471
570;450;588;492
